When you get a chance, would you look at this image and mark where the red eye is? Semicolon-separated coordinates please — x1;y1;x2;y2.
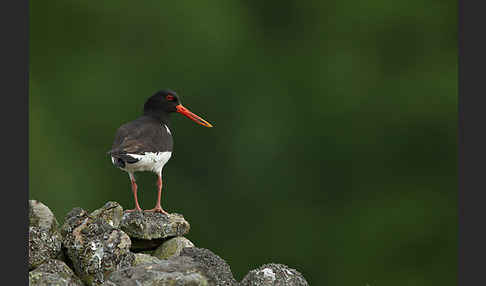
166;95;175;101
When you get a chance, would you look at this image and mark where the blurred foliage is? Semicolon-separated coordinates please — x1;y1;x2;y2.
29;0;457;285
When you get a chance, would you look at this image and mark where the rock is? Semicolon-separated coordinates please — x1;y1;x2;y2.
61;205;135;286
240;263;309;286
133;253;161;266
103;256;209;286
29;272;84;286
28;201;310;286
32;259;80;277
29;200;62;270
89;201;124;228
29;227;63;270
104;247;237;286
29;200;59;230
179;247;238;286
153;236;195;259
120;211;190;240
29;259;84;286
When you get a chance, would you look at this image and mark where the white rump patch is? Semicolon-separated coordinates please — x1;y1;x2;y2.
121;151;172;174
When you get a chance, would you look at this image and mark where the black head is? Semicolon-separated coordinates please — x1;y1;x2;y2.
143;89;181;115
143;89;213;127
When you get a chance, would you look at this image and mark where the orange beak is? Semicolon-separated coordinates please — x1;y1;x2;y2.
176;104;213;127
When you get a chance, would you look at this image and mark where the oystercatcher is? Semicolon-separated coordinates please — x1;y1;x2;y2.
108;90;213;214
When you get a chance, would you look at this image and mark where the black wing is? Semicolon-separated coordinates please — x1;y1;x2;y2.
107;116;173;157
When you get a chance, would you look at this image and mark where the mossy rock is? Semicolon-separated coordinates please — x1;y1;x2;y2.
61;205;135;286
29;259;84;286
104;256;209;286
240;263;309;286
29;200;62;270
133;253;162;266
153;236;195;259
89;201;124;228
120;211;190;240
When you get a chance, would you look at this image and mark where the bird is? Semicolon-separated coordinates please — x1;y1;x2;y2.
108;89;213;214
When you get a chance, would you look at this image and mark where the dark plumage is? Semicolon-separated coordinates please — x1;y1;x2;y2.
108;115;174;165
108;90;213;214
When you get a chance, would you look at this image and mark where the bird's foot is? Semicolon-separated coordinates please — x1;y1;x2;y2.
125;207;143;213
145;206;168;215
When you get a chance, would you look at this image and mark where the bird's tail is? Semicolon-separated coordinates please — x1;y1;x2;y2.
108;150;139;168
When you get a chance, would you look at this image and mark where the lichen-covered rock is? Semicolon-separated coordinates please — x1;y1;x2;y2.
61;206;135;286
104;247;237;286
240;263;309;286
29;200;59;230
133;253;162;266
153;236;195;259
29;272;84;286
29;200;62;270
29;227;63;270
28;200;309;286
32;259;81;278
120;211;190;240
103;256;208;286
29;259;84;286
89;201;124;228
179;247;237;286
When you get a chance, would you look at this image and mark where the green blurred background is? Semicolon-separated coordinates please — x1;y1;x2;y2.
29;0;457;285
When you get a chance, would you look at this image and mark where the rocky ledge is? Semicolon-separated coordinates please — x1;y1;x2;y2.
28;200;309;286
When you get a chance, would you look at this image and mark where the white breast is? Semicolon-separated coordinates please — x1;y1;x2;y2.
120;151;172;174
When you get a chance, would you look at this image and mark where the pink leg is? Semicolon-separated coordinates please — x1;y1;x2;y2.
125;174;142;212
145;174;168;214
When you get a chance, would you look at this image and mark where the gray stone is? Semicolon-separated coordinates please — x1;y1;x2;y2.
29;259;84;286
89;201;124;228
179;247;237;286
104;247;237;286
29;200;62;270
240;263;309;286
103;256;208;286
153;236;195;259
120;211;190;240
29;227;63;271
61;206;135;286
29;272;84;286
29;200;59;230
32;259;80;277
133;253;162;266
